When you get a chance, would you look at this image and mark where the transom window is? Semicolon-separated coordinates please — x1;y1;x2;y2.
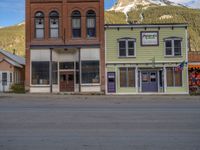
86;10;96;38
166;67;182;87
164;38;182;56
35;11;45;39
49;11;59;38
118;39;136;57
120;68;135;87
71;10;81;38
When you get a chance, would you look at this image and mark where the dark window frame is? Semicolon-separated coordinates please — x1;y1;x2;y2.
71;10;81;38
86;10;96;38
49;11;59;38
34;11;45;39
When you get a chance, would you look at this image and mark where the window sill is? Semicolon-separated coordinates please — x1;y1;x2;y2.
164;56;183;58
81;83;100;86
118;56;136;58
30;85;50;87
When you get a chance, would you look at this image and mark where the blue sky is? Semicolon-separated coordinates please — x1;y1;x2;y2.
0;0;116;27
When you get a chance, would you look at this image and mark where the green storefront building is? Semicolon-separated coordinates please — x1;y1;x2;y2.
105;24;189;94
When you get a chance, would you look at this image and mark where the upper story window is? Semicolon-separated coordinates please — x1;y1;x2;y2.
49;11;59;38
35;11;45;39
164;37;182;57
71;10;81;38
86;10;96;38
118;38;136;57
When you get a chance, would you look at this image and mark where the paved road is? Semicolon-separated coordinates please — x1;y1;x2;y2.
0;94;200;150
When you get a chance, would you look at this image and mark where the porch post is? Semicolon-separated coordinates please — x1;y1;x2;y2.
50;48;53;93
79;48;81;93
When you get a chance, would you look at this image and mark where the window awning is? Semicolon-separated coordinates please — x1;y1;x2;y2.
189;64;200;69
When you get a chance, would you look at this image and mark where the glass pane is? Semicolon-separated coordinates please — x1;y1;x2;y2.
128;68;135;87
72;18;80;29
32;62;49;85
174;40;181;48
128;48;134;56
50;19;59;28
36;29;44;38
166;47;172;55
87;18;95;28
36;19;44;28
72;29;81;38
119;48;126;56
165;40;172;47
174;48;181;56
174;40;181;56
120;68;127;87
87;28;96;38
60;62;74;70
175;71;182;86
142;73;148;82
81;61;99;84
50;29;58;38
119;41;126;56
2;73;7;85
166;68;173;86
128;41;134;48
119;41;126;48
150;73;156;82
52;62;58;84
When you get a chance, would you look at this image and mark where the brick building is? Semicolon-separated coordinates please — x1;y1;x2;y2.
25;0;105;93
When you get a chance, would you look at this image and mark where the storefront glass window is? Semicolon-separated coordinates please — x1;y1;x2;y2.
120;68;135;87
81;61;99;84
32;61;49;85
166;67;182;87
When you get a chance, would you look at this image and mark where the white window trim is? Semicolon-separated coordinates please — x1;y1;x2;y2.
164;38;182;57
118;39;136;58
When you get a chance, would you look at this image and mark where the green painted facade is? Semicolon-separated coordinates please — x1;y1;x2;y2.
105;24;189;94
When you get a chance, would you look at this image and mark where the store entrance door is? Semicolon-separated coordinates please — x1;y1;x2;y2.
60;71;74;92
142;71;158;92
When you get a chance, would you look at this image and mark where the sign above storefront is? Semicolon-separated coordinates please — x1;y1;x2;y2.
141;31;159;46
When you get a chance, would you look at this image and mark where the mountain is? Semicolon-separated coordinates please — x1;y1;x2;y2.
0;23;25;56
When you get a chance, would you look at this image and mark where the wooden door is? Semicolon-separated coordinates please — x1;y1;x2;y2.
60;71;74;92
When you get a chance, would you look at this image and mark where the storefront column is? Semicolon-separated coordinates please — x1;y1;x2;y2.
50;48;53;93
135;67;138;93
79;48;81;92
163;66;167;93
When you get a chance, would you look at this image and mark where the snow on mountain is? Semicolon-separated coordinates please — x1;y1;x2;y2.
17;21;25;26
109;0;183;14
184;0;200;9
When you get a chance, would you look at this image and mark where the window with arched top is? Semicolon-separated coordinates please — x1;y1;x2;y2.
49;11;59;38
86;10;96;38
35;11;45;39
71;10;81;38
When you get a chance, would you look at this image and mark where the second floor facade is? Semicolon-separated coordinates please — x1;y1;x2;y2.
26;0;104;47
105;24;188;63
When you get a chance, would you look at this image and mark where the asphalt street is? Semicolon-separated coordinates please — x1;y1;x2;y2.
0;94;200;150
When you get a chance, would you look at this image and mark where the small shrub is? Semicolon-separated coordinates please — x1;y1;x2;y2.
11;84;25;93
